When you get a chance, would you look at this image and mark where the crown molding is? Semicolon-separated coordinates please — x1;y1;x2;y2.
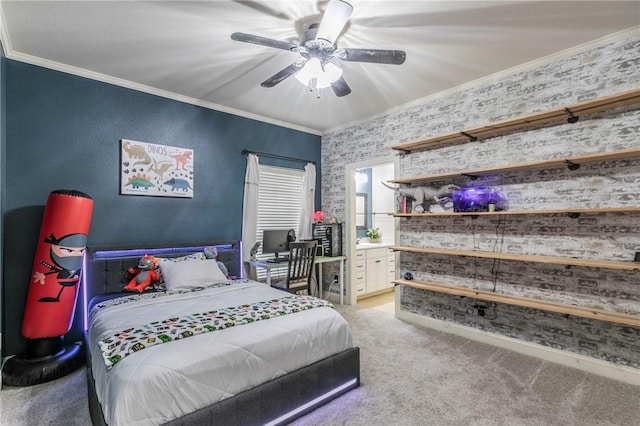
5;49;323;136
0;1;321;136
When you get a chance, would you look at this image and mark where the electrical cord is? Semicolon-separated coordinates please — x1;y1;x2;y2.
328;277;339;302
490;216;506;292
471;219;479;286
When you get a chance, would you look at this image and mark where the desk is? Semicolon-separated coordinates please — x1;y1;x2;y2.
245;255;347;304
244;259;288;287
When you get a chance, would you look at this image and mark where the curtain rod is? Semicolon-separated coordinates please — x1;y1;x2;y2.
242;149;316;165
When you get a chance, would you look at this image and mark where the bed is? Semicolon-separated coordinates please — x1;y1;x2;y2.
83;240;360;426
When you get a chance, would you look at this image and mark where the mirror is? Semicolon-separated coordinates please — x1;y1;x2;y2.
355;192;368;229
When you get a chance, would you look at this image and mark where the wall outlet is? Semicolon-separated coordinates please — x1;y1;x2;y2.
471;303;488;316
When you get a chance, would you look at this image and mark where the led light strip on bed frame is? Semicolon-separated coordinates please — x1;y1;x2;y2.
81;243;241;331
264;378;359;426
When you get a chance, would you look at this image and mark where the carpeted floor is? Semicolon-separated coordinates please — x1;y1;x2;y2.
1;302;638;426
292;304;640;426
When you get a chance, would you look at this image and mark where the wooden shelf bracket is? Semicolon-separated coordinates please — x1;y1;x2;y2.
461;173;480;181
564;107;580;123
564;159;580;170
460;131;478;142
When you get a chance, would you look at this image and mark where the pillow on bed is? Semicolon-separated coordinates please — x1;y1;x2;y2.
155;253;207;288
159;258;228;291
158;252;206;264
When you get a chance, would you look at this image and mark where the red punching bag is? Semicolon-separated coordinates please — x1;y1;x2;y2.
22;190;93;338
2;189;93;387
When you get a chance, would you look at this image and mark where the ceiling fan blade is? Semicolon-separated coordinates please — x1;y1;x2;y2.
315;0;354;44
231;32;299;52
331;76;351;97
340;48;407;65
260;63;301;87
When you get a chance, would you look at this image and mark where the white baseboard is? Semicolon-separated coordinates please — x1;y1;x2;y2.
395;295;640;386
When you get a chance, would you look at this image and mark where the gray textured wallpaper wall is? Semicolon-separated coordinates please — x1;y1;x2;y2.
321;33;640;368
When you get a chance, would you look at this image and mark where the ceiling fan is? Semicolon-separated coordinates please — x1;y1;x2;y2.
231;0;406;97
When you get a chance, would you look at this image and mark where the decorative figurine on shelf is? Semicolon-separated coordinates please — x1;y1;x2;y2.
382;182;460;213
314;210;325;223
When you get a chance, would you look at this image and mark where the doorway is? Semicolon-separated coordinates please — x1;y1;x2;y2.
345;156;399;306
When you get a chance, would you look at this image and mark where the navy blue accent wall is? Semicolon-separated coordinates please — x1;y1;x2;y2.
2;60;321;355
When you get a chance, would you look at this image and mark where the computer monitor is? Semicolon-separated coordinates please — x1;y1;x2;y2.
262;229;295;261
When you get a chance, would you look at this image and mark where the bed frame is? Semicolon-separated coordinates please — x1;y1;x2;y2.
83;240;360;426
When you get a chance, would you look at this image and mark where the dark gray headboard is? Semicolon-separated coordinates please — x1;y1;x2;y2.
84;240;242;303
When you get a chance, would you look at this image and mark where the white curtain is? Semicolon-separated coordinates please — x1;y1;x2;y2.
241;153;260;271
297;162;316;240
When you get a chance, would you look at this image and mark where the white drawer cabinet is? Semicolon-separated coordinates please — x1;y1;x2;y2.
357;246;396;296
387;250;396;286
355;251;367;296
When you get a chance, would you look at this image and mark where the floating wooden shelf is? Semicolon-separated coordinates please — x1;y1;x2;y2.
389;147;640;185
394;279;640;327
391;207;640;218
390;88;640;152
390;246;640;271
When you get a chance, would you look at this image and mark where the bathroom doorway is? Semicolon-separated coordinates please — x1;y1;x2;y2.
345;156;399;306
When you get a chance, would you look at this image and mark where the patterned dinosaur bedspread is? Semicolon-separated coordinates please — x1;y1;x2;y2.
97;293;334;370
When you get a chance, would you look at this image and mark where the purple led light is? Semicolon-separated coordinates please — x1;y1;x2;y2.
453;187;506;212
82;254;88;331
92;245;234;260
263;378;359;426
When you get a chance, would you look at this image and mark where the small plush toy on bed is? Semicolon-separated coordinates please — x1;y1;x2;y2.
123;255;161;293
204;246;230;278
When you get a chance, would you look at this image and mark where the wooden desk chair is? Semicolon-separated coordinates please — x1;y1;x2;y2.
271;241;317;295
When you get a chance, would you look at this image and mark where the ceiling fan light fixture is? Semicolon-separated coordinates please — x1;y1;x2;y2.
315;0;353;44
295;58;343;89
295;58;322;86
322;62;343;83
232;0;404;97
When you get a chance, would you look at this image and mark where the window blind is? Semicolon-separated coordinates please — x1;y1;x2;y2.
255;165;305;278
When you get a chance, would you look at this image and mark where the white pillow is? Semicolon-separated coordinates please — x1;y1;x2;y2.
158;252;206;264
159;258;228;291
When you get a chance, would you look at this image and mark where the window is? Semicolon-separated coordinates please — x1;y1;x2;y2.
255;165;304;277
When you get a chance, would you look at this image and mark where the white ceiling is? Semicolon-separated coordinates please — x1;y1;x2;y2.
1;1;638;135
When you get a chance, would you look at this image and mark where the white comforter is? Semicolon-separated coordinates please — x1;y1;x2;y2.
88;279;353;426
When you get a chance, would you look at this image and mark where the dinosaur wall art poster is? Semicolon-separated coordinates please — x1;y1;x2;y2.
120;139;194;198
